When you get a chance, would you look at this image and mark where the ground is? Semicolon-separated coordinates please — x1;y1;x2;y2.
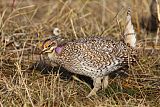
0;0;160;107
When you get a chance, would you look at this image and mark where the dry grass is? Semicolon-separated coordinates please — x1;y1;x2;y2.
0;0;160;107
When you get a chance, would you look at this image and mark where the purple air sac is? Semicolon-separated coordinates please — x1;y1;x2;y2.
55;46;63;54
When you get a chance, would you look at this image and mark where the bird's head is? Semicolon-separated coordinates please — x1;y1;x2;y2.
41;39;58;54
40;36;65;57
40;28;65;55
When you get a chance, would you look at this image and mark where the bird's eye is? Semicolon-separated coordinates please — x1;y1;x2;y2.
48;44;51;48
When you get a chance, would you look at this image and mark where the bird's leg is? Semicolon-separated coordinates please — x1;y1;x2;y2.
86;77;102;98
102;76;109;89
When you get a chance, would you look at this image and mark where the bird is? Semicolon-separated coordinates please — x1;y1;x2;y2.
41;8;137;98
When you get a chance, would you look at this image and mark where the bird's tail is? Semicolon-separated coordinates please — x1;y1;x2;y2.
124;8;137;48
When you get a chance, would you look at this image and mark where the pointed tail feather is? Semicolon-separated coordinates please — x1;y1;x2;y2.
124;8;137;48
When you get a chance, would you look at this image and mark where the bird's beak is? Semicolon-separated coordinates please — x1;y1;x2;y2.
40;48;47;54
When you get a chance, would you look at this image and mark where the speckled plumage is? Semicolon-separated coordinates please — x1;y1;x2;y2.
42;36;137;97
41;8;137;97
50;37;135;77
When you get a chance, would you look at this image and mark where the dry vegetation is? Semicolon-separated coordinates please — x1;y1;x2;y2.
0;0;160;107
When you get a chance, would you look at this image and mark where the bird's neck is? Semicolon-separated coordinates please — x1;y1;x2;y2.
47;46;64;65
47;46;64;60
